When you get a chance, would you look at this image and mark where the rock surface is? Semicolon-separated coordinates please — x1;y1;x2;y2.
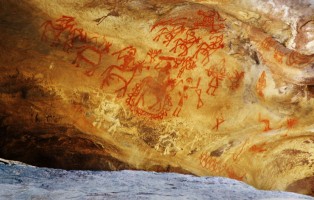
0;0;314;197
0;160;313;200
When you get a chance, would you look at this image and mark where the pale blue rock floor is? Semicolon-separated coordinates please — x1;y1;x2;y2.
0;159;313;200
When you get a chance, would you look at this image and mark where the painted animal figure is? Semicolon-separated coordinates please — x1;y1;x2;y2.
73;38;112;76
170;29;201;56
127;63;176;119
194;10;225;33
41;16;77;46
150;17;187;32
193;34;224;65
101;46;146;97
63;28;87;52
153;25;186;47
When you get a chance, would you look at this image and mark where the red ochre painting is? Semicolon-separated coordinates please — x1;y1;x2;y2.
41;10;245;121
1;1;314;197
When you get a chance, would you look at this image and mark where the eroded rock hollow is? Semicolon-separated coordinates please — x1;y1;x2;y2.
0;0;313;196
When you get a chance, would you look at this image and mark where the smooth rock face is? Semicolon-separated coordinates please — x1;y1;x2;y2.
0;161;313;200
0;0;314;197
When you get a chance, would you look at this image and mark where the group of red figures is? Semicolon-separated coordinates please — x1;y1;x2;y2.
199;152;245;181
135;9;244;120
41;15;112;76
151;10;225;65
40;10;246;123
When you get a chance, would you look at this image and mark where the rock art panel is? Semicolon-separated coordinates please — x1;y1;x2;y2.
0;0;314;197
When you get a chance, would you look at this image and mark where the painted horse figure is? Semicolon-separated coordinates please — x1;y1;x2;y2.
41;16;77;46
170;29;201;57
193;34;224;66
63;28;87;52
153;25;186;47
73;37;112;76
101;46;147;98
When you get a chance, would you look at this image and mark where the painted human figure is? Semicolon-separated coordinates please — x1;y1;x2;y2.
194;10;225;33
193;34;224;65
170;29;201;56
146;49;162;63
63;28;87;52
212;114;225;131
177;56;197;78
113;46;137;67
153;24;186;47
155;56;196;79
41;16;77;46
173;77;203;117
101;46;146;97
206;59;226;96
73;38;112;76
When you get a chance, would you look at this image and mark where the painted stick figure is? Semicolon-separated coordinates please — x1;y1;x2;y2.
193;34;224;65
101;46;148;97
153;25;186;47
63;27;87;52
206;58;226;96
212;114;225;131
146;49;162;63
172;79;190;117
177;56;196;78
170;29;201;57
173;77;204;117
